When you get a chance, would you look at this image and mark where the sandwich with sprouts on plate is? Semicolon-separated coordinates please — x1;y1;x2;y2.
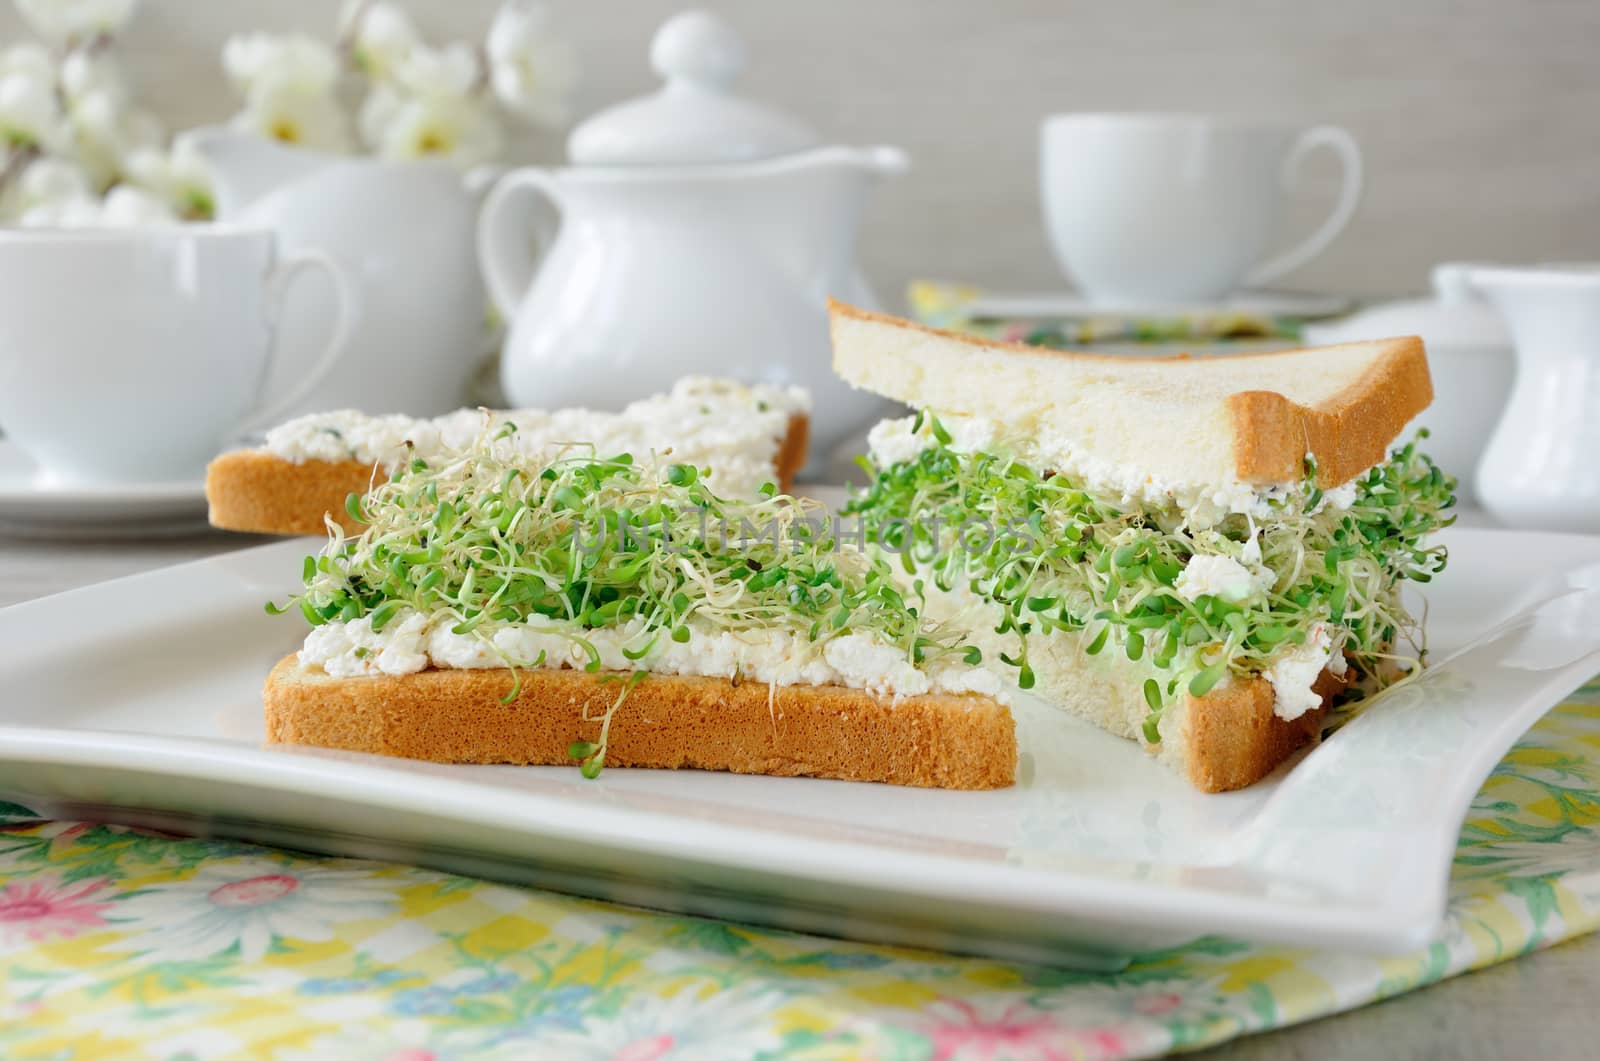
207;377;810;535
832;300;1455;792
263;416;1014;789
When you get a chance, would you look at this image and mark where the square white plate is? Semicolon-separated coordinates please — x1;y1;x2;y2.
1;526;1597;969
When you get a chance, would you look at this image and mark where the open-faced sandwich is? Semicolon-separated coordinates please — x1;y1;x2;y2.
831;301;1455;792
263;416;1014;789
208;377;810;535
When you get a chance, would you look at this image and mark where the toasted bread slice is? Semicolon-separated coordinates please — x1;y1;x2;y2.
1170;670;1340;793
829;299;1430;489
209;412;809;536
207;453;384;537
918;583;1339;792
264;654;1016;790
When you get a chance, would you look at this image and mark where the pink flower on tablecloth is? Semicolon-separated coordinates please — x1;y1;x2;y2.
1132;992;1184;1017
921;997;1130;1061
110;862;397;962
0;876;113;943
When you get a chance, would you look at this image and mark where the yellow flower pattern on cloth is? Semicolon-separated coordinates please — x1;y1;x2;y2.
906;280;1303;345
2;684;1599;1060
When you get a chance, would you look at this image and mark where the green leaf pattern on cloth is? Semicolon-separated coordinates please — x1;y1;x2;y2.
2;684;1598;1059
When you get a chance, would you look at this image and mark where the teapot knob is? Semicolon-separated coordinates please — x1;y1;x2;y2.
651;9;746;91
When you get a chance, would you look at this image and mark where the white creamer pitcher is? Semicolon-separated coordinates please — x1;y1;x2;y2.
1469;265;1600;532
478;11;906;469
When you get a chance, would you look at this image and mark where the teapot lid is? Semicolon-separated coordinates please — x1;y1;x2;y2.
567;10;819;165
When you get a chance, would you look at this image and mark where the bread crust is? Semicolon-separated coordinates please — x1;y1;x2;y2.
1225;338;1432;486
208;413;810;536
827;299;1432;488
207;451;383;536
264;655;1017;790
1179;669;1344;793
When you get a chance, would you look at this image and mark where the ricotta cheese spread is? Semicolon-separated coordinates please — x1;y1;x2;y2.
299;611;1006;702
1174;554;1275;603
866;413;1366;527
1264;622;1345;721
264;377;810;501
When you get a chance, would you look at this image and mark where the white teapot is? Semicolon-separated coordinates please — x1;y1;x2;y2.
478;11;906;468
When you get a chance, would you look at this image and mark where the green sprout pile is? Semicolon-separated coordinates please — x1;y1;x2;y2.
269;425;977;775
844;416;1456;741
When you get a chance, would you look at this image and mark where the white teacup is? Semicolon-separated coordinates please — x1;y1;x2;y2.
1040;113;1363;305
0;226;353;485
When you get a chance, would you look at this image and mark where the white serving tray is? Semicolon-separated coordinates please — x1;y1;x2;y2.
1;526;1597;969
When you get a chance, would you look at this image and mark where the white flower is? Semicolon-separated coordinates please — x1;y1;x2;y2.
15;156;92;208
231;78;352;153
360;44;502;167
60;47;129;108
0;43;57;85
1453;829;1600;884
123;141;214;218
0;70;64;151
14;0;139;45
66;89;162;187
338;0;421;80
222;33;350;153
392;41;483;99
98;184;177;226
109;861;398;962
20;195;103;227
7;157;92;225
361;86;503;167
487;0;578;128
522;984;788;1061
222;32;341;98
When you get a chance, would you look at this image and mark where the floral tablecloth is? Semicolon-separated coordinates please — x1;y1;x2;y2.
3;679;1599;1059
905;281;1319;346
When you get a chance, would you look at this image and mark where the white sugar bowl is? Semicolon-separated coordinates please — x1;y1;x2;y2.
1304;263;1515;502
478;11;907;471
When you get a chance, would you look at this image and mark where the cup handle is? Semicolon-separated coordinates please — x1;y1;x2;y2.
477;168;563;321
236;249;358;435
1244;125;1364;288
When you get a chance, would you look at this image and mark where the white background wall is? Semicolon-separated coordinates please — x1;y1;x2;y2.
5;0;1597;303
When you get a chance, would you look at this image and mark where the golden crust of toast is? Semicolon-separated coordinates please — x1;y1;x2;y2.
207;413;810;537
264;654;1017;790
827;299;1432;489
1180;669;1344;793
207;452;382;535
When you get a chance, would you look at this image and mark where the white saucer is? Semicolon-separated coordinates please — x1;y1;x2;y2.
966;289;1354;320
0;441;210;538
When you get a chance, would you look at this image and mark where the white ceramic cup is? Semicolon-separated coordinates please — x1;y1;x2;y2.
1040;113;1364;305
0;226;354;485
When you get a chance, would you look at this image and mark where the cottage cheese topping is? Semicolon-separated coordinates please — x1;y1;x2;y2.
1264;622;1346;721
1174;554;1275;604
300;611;431;678
299;611;1006;702
867;413;1366;527
264;377;810;500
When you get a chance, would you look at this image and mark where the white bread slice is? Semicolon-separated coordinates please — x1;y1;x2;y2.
208;412;809;537
264;655;1016;790
829;300;1431;489
919;584;1336;792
